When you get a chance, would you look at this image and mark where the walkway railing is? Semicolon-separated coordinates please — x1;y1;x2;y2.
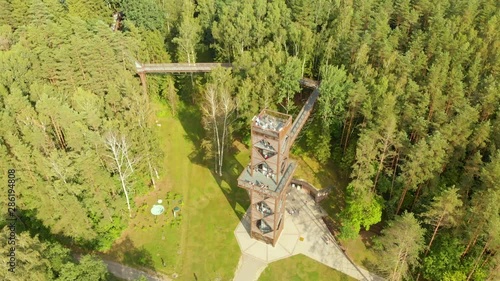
135;61;232;73
288;86;320;144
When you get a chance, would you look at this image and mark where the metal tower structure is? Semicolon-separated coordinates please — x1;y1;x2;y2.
238;81;320;246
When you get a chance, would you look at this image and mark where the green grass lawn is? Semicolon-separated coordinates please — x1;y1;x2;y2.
259;254;357;281
340;236;378;271
292;153;340;190
105;102;248;280
105;99;377;280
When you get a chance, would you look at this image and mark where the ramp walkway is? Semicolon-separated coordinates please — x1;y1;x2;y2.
288;86;319;144
135;62;232;73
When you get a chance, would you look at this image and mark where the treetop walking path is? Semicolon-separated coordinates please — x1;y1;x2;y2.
135;61;232;73
135;61;232;93
288;83;320;145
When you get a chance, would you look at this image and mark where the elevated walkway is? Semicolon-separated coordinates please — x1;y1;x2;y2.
288;86;320;144
135;61;232;73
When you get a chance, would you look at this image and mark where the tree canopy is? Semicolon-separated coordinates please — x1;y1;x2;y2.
1;0;499;279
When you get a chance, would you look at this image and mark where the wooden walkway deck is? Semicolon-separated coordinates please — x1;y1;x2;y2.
289;81;320;144
135;62;232;73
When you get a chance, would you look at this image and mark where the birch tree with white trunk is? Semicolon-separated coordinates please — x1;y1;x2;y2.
104;132;137;217
201;68;235;176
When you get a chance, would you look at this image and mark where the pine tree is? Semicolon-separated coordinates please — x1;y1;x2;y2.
375;212;426;281
422;187;463;255
396;133;449;214
0;231;50;280
173;0;201;64
57;255;108;281
277;56;301;114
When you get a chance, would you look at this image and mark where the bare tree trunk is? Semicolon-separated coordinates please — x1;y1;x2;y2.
390;150;400;199
301;55;307;78
220;113;227;176
411;184;423;211
148;159;156;189
480;252;491;268
340;117;348;148
373;138;390;191
50;116;66;150
105;133;135;218
122;136;134;173
285;93;292;114
118;172;132;218
391;248;404;281
50;161;67;184
396;185;410;215
343;110;355;153
213;115;221;175
467;239;490;281
219;90;234;176
425;214;444;256
204;87;221;174
462;226;482;258
486;262;499;281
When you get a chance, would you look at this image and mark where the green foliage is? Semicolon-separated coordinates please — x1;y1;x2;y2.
277;56;301;113
422;187;463;231
66;0;108;21
119;0;165;32
304;119;333;163
0;0;161;251
1;0;499;277
0;230;109;280
374;212;426;281
57;255;108;281
172;0;201;63
0;230;50;280
339;184;383;240
422;234;472;281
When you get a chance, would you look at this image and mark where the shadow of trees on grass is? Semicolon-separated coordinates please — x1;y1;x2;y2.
4;208;100;251
177;104;249;221
105;236;155;270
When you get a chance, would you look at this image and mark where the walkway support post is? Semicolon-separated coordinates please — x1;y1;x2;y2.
138;72;147;95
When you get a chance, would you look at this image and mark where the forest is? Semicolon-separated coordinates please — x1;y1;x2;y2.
0;0;499;280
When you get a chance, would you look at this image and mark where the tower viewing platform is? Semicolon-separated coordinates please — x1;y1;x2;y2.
237;81;320;246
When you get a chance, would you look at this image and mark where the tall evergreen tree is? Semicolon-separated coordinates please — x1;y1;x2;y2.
375;212;426;281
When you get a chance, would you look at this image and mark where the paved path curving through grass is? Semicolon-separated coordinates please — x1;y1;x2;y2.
233;187;384;281
103;259;171;281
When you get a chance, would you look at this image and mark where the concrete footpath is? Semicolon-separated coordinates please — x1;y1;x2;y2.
233;188;384;281
232;254;268;281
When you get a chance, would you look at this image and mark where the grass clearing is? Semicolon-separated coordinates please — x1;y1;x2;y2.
292;153;340;190
105;102;247;280
259;254;357;281
340;234;378;271
105;99;377;280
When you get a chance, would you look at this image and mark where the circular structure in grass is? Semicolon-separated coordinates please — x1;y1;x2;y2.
151;204;165;215
173;206;181;218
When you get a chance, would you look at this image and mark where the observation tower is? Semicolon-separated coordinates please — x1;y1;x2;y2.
238;81;320;246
